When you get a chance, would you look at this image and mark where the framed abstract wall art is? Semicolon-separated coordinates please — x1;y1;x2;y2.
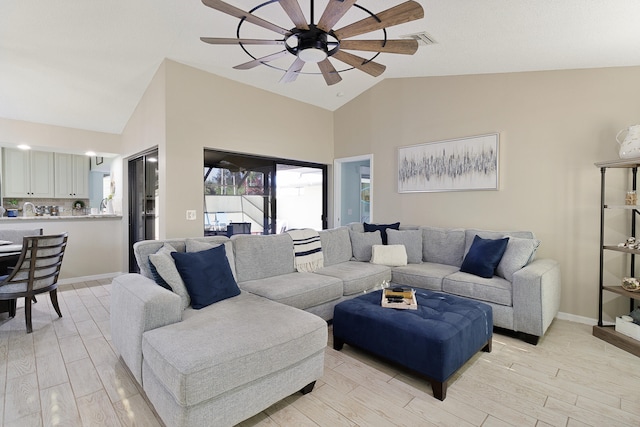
397;133;499;193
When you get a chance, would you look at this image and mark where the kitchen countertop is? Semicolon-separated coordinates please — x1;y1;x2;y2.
0;214;122;221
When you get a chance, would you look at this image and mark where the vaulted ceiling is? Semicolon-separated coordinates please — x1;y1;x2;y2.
2;1;640;134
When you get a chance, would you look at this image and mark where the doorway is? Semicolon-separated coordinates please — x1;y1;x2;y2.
203;149;327;235
334;154;373;227
128;148;159;272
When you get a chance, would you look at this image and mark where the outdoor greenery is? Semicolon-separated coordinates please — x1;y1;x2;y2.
204;168;265;196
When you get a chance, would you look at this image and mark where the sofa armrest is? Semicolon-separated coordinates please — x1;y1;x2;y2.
110;273;182;384
511;259;561;337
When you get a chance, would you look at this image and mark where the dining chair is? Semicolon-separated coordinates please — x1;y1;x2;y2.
0;233;68;333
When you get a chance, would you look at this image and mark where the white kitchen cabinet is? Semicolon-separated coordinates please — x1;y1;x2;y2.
3;148;54;198
54;153;89;198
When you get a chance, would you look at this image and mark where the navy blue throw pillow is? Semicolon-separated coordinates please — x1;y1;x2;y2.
460;235;509;279
363;222;400;245
148;261;173;291
171;245;240;309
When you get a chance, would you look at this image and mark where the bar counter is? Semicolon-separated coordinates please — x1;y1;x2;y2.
0;214;121;221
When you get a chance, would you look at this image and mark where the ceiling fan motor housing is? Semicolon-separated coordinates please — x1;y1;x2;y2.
287;26;335;63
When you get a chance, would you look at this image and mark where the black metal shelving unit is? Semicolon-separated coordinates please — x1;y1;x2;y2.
595;159;640;357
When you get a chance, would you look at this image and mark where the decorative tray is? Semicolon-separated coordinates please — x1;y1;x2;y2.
381;288;418;310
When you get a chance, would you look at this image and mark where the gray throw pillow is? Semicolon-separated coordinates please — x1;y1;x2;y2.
149;243;191;310
496;236;540;281
186;239;237;281
387;229;422;264
422;227;466;267
349;230;382;262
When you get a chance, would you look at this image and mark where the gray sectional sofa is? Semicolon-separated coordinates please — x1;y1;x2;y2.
110;224;561;427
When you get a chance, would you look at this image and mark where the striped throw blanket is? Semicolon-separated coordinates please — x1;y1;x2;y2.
286;228;324;273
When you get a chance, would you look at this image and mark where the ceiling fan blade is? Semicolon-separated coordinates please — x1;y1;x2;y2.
318;59;342;86
201;37;285;45
234;50;289;70
332;50;386;77
339;39;418;55
334;1;424;40
280;57;305;83
278;0;309;30
201;0;290;35
317;0;358;33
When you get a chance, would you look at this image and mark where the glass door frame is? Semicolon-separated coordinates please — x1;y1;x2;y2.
204;149;328;234
128;148;159;272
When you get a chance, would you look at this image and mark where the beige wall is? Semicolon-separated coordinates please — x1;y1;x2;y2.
0;218;123;280
120;61;167;251
334;66;640;321
161;60;334;238
120;61;167;159
0;117;121;153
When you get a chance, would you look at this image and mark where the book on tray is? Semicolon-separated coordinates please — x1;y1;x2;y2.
381;287;417;310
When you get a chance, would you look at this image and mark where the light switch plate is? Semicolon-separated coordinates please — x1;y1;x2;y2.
186;210;197;220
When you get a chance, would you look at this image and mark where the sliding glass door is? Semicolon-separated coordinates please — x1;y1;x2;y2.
128;149;159;272
203;150;326;235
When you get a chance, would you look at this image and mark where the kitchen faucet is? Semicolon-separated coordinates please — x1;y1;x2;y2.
23;202;35;217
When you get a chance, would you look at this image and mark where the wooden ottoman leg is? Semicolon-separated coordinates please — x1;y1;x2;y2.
432;380;447;401
482;337;492;353
333;337;344;351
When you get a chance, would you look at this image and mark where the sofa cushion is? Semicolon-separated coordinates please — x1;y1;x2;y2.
370;245;407;267
149;262;172;291
391;262;459;291
149;244;190;310
318;227;352;266
349;230;382;262
387;229;422;264
141;292;327;407
348;222;365;233
315;261;391;295
460;236;509;279
232;234;295;282
186;239;237;281
171;245;241;309
496;236;541;281
238;273;342;310
421;227;466;267
443;271;513;306
364;222;400;245
463;229;535;255
134;236;229;280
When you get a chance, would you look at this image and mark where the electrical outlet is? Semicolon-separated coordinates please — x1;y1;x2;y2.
186;210;197;220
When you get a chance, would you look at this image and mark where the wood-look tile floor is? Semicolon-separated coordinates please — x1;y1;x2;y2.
0;281;638;427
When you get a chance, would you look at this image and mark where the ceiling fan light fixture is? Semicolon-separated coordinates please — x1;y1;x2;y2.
298;47;327;63
297;32;328;63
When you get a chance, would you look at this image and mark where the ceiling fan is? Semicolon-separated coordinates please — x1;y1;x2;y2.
200;0;425;85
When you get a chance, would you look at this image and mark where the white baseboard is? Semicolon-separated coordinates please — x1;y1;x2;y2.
58;272;125;286
556;311;614;327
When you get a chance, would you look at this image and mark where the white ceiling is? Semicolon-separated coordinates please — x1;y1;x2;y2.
2;0;640;135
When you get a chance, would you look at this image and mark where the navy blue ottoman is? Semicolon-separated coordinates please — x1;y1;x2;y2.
332;289;492;400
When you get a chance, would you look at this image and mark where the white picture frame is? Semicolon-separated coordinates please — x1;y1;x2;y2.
397;133;499;193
